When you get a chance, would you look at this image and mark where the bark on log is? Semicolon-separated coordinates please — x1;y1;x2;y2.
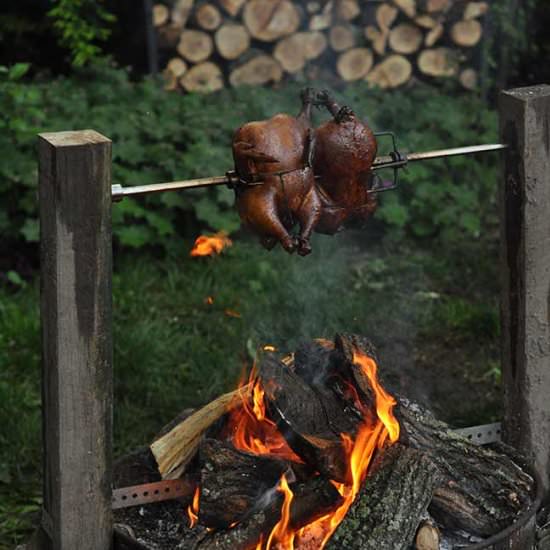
335;0;360;21
329;24;356;52
388;23;423;54
366;54;412;88
150;386;247;479
376;3;398;30
450;19;482;47
394;0;416;18
162;57;188;90
194;477;342;549
326;445;439;550
243;0;301;42
153;4;169;27
397;397;535;537
417;47;458;76
177;30;214;63
229;55;283;87
337;47;374;81
365;26;388;55
198;438;289;528
215;24;250;60
219;0;246;17
195;3;222;31
424;23;443;47
463;1;489;19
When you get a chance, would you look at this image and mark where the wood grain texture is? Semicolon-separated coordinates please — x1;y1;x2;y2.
499;85;550;500
38;130;113;549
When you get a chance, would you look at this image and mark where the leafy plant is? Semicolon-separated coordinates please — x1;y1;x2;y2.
47;0;116;67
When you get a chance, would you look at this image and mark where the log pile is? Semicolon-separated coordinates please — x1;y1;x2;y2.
154;0;489;92
145;334;535;549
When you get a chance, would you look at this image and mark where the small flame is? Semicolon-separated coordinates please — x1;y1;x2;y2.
263;345;277;352
187;486;200;528
190;232;232;257
265;474;295;550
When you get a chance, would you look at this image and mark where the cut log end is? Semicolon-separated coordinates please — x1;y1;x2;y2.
153;4;169;27
229;55;283;87
195;3;222;31
417;47;458;77
329;24;356;52
215;24;250;60
366;54;412;88
336;48;374;81
335;0;360;21
451;19;482;47
459;68;478;90
177;30;214;63
389;23;423;54
243;0;301;42
376;4;398;30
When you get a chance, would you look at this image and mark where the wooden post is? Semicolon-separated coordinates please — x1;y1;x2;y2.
499;85;550;500
38;131;113;549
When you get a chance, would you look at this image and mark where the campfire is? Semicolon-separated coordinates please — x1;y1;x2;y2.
137;334;535;550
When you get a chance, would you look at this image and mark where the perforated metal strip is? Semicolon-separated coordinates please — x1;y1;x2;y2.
112;479;193;510
454;422;502;445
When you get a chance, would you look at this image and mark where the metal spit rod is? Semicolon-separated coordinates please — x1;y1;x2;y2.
111;143;507;200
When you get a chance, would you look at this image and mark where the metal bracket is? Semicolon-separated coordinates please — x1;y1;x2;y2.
112;479;193;510
454;422;502;445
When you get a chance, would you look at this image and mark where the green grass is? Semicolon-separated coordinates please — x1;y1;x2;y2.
0;232;501;547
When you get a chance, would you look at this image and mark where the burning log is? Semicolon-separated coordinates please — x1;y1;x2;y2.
194;477;343;550
197;438;289;528
326;444;439;550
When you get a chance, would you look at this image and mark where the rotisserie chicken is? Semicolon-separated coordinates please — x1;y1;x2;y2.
232;89;377;255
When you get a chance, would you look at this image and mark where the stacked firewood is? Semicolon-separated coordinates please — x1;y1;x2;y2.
153;0;488;93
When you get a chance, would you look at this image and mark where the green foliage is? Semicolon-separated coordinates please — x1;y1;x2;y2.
47;0;116;67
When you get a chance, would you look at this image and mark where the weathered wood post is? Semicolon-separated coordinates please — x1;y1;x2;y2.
499;85;550;501
38;131;113;549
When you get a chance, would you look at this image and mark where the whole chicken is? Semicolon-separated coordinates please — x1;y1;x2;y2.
231;89;378;254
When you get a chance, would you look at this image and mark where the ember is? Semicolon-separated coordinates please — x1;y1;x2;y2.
190;231;232;257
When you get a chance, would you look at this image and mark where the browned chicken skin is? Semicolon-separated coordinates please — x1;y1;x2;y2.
232;89;377;255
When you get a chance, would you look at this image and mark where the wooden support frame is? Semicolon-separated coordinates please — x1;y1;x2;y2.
37;130;113;549
27;85;550;548
499;85;550;501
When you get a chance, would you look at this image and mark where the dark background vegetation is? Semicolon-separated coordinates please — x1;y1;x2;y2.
0;0;548;546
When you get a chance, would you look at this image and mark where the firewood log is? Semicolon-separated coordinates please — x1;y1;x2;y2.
229;54;283;86
306;1;321;14
376;3;398;30
393;0;416;18
302;31;328;59
197;438;289;528
424;23;443;47
417;47;458;76
366;54;412;88
274;34;308;73
415;519;440;550
195;3;222;31
215;23;250;60
459;67;478;90
397;397;535;536
329;24;356;52
463;1;489;19
172;0;194;27
326;445;439;550
194;477;342;549
450;19;482;47
158;23;184;49
180;62;224;93
425;0;450;12
243;0;301;42
150;386;247;479
162;57;188;90
336;47;374;81
309;0;333;30
388;23;423;54
365;26;388;55
218;0;246;17
153;4;169;27
414;14;437;28
177;29;214;63
335;0;360;21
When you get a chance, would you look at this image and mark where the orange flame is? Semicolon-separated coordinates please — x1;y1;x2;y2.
190;232;232;257
225;366;303;462
187;486;200;528
194;348;400;548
